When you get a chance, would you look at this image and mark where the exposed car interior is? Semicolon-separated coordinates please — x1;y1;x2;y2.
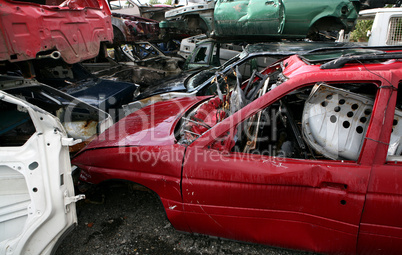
177;59;388;162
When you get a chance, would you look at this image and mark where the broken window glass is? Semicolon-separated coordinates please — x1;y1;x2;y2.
191;46;210;64
177;64;283;145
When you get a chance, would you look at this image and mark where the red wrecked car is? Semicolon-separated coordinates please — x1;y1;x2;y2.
73;48;402;254
0;0;113;64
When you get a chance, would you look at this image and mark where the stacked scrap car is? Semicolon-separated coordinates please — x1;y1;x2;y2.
1;0;138;122
83;41;184;86
0;0;113;64
159;0;215;40
109;0;175;22
214;0;361;40
159;0;361;41
3;0;402;254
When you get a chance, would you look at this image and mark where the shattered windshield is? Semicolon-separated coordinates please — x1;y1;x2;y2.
186;68;219;91
185;55;241;91
178;61;284;145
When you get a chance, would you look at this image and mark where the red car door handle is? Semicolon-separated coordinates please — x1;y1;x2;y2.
320;182;348;191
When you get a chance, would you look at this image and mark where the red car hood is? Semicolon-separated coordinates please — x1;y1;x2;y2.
77;96;207;151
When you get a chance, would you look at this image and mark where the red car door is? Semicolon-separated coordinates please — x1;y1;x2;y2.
182;151;370;253
181;82;376;254
358;84;402;254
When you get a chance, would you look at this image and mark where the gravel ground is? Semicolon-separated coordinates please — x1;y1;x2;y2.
55;182;316;255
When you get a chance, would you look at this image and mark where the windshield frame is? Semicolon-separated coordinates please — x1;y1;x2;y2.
184;54;243;93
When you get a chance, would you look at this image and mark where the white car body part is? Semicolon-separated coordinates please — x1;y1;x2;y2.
302;84;374;161
0;91;84;255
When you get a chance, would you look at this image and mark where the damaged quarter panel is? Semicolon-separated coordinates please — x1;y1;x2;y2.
72;96;209;231
0;0;113;64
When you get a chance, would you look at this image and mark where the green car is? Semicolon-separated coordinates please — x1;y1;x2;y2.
214;0;361;39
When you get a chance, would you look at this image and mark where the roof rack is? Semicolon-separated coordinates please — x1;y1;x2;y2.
320;53;402;69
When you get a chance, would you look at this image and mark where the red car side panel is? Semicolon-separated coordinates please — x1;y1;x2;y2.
0;0;113;64
184;211;356;253
358;163;402;255
358;84;402;254
182;148;371;254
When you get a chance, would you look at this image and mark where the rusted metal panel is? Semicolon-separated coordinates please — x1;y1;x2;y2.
0;0;113;64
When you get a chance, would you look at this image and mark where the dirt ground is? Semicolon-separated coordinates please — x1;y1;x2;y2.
55;182;315;255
